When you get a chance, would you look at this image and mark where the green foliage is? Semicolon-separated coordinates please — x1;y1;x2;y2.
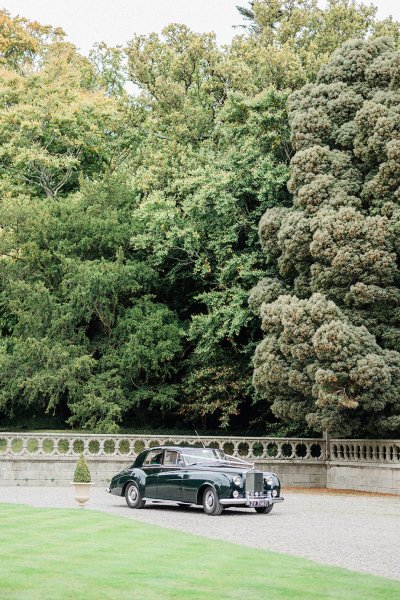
73;453;91;483
127;24;225;144
0;174;184;431
128;85;291;426
1;2;398;434
0;9;65;72
253;293;400;436
253;37;400;435
236;1;400;82
0;45;130;199
89;42;127;97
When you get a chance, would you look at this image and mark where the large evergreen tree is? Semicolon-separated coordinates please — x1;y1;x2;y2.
252;37;400;436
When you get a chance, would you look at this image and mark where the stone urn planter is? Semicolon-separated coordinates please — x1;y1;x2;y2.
72;453;94;508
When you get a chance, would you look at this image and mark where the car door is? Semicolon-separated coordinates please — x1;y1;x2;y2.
156;450;183;501
141;449;164;498
182;469;205;504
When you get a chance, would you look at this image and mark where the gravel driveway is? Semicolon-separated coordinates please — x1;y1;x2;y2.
0;486;399;580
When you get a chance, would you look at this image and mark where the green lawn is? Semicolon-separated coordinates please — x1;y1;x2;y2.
0;504;399;600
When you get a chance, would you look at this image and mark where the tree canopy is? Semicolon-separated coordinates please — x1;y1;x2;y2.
1;3;399;435
252;36;400;436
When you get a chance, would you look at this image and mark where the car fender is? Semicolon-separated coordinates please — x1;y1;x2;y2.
122;469;146;496
218;472;238;499
191;472;232;504
262;471;281;495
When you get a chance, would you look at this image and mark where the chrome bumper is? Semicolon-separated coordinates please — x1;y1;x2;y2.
220;495;284;506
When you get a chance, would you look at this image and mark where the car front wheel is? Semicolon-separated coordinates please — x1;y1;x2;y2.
202;486;223;516
255;504;274;514
125;482;146;509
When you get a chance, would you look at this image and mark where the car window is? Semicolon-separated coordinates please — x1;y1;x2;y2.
181;448;225;465
143;450;164;466
164;451;181;465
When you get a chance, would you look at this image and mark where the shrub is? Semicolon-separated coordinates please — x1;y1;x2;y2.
73;453;91;483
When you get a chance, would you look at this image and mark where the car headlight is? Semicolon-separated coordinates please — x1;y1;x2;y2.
265;476;274;486
232;475;242;486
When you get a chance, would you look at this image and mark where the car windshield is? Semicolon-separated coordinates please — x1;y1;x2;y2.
181;448;225;465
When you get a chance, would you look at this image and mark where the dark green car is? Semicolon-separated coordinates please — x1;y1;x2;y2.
106;446;284;516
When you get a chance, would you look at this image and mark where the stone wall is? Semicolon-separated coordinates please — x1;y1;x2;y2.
257;461;327;488
327;463;400;494
0;456;130;487
0;433;399;494
0;457;328;488
327;439;400;494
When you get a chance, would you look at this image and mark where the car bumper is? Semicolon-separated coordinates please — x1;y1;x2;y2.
106;486;122;496
220;495;284;507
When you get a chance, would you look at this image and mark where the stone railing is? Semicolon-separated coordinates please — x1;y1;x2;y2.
1;433;399;492
330;439;400;464
2;432;400;465
0;432;325;462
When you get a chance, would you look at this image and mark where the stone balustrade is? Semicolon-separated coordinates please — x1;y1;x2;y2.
1;433;399;493
0;432;325;462
330;439;400;464
327;438;400;495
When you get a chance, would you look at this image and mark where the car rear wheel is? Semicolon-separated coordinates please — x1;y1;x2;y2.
125;482;146;509
255;504;274;514
202;486;223;516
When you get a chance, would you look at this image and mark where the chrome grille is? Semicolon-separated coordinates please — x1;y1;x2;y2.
245;471;263;494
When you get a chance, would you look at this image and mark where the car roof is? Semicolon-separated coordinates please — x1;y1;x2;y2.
143;446;217;452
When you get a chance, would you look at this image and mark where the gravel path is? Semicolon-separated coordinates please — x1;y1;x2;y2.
1;486;399;580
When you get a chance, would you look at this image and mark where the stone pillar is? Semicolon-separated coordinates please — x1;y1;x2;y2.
323;430;331;460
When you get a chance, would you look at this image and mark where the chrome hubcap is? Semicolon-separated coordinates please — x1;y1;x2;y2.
128;486;138;503
205;490;214;509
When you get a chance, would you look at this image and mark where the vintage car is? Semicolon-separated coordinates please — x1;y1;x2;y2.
106;445;284;516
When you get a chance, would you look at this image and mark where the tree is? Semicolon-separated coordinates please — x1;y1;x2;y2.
0;9;64;72
126;4;396;429
235;1;400;82
128;85;292;427
2;5;399;433
126;24;226;144
0;173;184;432
0;43;131;199
252;37;400;436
